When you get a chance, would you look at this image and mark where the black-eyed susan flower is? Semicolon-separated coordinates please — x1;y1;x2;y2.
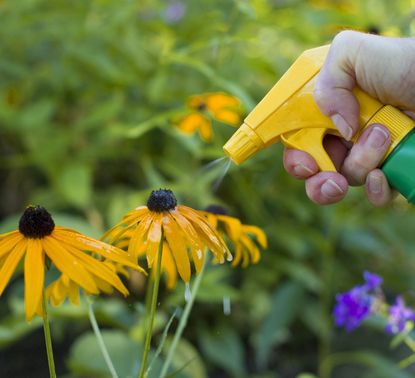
176;92;242;142
0;205;145;321
102;189;231;288
203;205;267;268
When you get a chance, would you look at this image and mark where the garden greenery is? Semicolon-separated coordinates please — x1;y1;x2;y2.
2;0;415;377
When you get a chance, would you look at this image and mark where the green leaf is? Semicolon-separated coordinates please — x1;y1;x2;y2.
0;316;42;348
255;281;305;368
199;325;245;377
68;330;140;378
163;338;207;378
56;163;92;208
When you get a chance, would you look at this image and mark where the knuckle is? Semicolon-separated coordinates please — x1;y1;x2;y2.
332;30;359;46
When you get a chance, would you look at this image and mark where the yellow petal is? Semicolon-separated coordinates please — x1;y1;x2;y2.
146;214;163;267
240;235;261;264
162;244;177;289
163;215;191;282
127;214;153;259
171;210;203;252
0;239;26;295
231;243;243;267
53;279;67;306
63;242;129;296
241;225;268;248
217;215;242;242
0;232;23;259
213;109;240;125
68;280;80;305
53;230;146;273
24;239;45;321
205;93;240;112
43;237;99;294
179;206;229;261
176;113;202;134
198;119;213;142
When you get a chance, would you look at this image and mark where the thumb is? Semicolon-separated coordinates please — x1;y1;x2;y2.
314;31;363;140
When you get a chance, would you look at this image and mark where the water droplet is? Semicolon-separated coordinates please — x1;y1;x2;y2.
223;296;231;316
226;253;233;262
184;283;191;302
197;249;203;259
212;159;232;192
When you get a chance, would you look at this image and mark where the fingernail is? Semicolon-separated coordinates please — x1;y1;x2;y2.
331;114;353;140
368;173;382;194
321;179;344;198
293;164;314;176
367;126;389;148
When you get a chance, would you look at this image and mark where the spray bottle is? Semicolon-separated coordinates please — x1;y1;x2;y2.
223;45;415;203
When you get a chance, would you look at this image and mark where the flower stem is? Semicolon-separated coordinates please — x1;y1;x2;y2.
159;254;208;378
87;297;119;378
42;290;56;378
138;232;164;378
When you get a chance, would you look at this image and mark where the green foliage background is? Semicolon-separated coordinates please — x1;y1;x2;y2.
1;0;415;377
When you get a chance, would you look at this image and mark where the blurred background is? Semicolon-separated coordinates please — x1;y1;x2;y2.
2;0;415;377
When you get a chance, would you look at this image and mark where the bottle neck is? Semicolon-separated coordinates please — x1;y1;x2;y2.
382;129;415;203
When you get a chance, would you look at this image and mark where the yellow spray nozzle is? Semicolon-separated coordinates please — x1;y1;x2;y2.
224;45;415;172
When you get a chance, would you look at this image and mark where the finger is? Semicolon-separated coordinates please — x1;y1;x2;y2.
365;169;394;207
314;31;364;140
323;134;350;170
342;124;391;185
305;171;348;205
283;148;318;179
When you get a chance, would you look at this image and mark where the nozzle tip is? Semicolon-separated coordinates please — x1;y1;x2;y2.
223;123;264;165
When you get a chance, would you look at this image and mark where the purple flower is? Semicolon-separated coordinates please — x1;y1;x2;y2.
333;271;384;331
363;271;383;290
163;1;186;23
385;296;415;334
333;285;374;331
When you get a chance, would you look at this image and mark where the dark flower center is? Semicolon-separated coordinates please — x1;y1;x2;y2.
19;205;55;239
147;189;177;212
204;204;228;215
196;101;207;111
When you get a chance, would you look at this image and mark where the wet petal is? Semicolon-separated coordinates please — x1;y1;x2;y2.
163;215;191;282
24;239;45;321
162;244;177;289
53;230;146;273
171;210;203;252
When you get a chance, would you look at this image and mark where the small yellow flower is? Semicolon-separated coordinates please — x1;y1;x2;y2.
176;92;242;142
103;189;232;289
0;205;144;321
203;205;267;268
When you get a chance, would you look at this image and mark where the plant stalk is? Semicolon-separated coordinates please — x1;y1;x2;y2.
138;231;164;378
88;297;119;378
159;254;207;378
42;290;57;378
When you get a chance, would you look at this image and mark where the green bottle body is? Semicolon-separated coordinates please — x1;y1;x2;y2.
382;130;415;203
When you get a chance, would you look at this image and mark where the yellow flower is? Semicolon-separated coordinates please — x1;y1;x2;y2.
176;92;242;142
0;205;144;321
203;205;267;268
102;189;232;289
46;261;130;307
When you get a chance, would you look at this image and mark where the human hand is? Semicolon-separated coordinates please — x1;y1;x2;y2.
283;30;415;206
